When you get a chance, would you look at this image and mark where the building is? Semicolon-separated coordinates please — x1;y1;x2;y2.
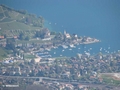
0;36;4;39
64;30;71;38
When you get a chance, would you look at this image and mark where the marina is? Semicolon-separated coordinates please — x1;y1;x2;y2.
35;42;117;58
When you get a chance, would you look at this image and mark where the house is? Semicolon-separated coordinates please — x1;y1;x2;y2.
65;84;74;90
76;72;81;77
0;36;4;39
95;54;103;60
0;67;6;74
14;66;21;75
73;34;78;38
58;85;65;90
64;30;71;38
13;36;18;39
61;71;70;79
34;57;41;63
41;28;50;39
78;84;88;89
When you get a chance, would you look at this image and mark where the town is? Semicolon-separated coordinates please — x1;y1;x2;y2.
0;28;120;89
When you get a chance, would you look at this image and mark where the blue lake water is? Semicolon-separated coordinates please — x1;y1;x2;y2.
0;0;120;57
48;43;116;57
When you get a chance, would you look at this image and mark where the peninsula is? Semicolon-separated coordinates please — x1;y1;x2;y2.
0;4;100;60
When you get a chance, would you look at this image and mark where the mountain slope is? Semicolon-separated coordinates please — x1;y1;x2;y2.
0;5;44;36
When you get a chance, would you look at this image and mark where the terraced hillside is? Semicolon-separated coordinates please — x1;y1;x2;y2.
0;5;44;37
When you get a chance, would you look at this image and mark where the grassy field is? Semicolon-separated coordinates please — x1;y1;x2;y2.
0;6;3;12
24;54;36;59
100;73;120;86
54;56;70;60
0;13;4;19
0;47;8;60
0;21;41;30
0;5;43;36
0;18;13;22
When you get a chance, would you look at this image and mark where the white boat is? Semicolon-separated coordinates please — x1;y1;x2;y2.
62;50;65;52
53;46;58;49
85;52;90;56
45;48;51;51
89;48;92;50
62;45;68;49
69;48;72;50
105;50;108;53
69;44;76;48
60;55;62;56
100;47;102;51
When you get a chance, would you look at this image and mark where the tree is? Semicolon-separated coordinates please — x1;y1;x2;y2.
6;38;15;51
25;36;30;41
26;17;32;24
19;32;24;40
35;31;41;37
50;31;56;35
55;65;61;74
70;68;75;74
4;34;7;38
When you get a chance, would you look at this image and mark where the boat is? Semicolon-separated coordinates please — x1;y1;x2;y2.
53;46;58;49
69;44;76;48
45;48;51;51
89;48;92;50
62;50;65;52
62;45;68;49
100;47;102;51
60;55;62;56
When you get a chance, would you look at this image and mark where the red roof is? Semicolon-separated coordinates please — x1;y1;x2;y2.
0;36;4;39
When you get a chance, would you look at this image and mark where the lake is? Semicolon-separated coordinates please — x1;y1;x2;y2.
0;0;120;57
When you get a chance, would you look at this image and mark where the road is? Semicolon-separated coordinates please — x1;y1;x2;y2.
0;75;59;80
0;20;16;24
1;75;120;89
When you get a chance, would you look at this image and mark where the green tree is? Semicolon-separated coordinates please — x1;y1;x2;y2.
6;38;15;51
25;36;30;41
50;31;56;35
19;32;24;40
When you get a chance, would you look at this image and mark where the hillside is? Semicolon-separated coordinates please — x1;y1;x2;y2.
0;5;44;37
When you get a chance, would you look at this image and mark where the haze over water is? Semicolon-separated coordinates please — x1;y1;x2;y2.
0;0;120;56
